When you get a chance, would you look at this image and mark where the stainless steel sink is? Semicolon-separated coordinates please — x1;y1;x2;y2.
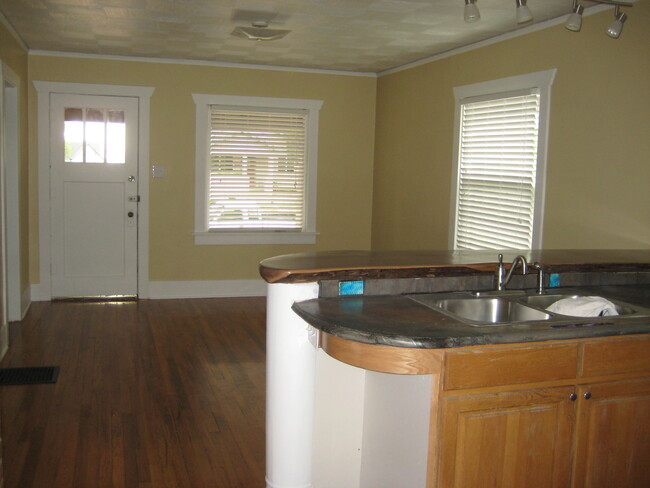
518;294;638;316
409;290;650;327
412;296;551;326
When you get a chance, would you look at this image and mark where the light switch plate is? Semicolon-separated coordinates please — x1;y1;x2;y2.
152;165;165;178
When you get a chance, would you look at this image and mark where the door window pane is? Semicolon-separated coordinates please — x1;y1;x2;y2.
64;107;126;164
107;110;126;164
85;108;105;163
64;108;84;163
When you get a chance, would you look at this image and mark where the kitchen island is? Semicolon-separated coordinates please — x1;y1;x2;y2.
260;250;650;488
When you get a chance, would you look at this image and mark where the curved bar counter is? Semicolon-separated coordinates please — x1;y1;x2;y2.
260;250;650;488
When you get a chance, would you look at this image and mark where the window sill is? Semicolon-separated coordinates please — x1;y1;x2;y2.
193;231;318;246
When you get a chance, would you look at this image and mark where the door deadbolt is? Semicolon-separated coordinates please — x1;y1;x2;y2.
127;211;134;218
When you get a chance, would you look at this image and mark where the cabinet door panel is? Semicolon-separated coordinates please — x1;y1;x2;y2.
573;378;650;488
438;387;575;488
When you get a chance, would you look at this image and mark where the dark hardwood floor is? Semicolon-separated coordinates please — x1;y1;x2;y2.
0;297;267;488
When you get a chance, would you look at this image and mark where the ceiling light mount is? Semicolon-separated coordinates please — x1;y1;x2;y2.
231;21;291;41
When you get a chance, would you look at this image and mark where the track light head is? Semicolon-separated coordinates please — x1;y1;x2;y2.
606;6;627;38
464;0;481;22
565;3;584;32
515;0;533;24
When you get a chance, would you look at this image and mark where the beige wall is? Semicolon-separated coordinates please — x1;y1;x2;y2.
0;20;29;297
373;3;650;250
20;3;650;287
28;57;376;282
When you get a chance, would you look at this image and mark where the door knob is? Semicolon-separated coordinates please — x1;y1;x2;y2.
569;393;577;401
128;175;136;182
127;211;134;218
584;391;592;400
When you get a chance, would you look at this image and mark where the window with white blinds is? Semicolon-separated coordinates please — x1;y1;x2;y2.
454;91;540;250
451;70;555;251
193;94;322;245
207;107;307;230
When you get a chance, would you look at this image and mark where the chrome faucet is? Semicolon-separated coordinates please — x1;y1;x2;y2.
495;253;529;291
532;262;545;294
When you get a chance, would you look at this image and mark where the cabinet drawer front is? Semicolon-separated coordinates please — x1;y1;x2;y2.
581;336;650;378
444;343;579;390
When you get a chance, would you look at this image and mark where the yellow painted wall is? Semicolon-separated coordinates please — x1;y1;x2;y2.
373;3;650;250
28;57;376;282
0;20;29;298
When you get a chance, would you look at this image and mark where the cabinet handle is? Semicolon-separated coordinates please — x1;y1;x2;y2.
584;391;592;400
569;393;577;401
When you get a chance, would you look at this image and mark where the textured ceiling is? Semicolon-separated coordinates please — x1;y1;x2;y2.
0;0;602;73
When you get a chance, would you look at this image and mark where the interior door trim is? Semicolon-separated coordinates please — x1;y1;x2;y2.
34;81;155;300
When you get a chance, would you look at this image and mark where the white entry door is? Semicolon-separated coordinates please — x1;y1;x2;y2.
50;94;139;298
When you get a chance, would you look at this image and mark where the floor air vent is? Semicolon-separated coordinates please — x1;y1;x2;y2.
0;366;60;385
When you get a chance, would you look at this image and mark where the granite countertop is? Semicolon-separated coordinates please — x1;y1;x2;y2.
292;285;650;349
260;249;650;283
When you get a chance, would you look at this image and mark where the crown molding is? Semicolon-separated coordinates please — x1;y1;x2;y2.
28;49;377;78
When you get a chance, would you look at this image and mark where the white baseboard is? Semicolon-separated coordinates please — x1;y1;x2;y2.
30;279;267;301
148;279;267;299
20;286;32;319
30;283;50;302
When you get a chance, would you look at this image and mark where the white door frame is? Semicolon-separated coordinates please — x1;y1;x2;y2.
34;81;154;300
2;64;22;320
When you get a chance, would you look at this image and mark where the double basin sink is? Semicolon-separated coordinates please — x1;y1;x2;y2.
409;290;650;327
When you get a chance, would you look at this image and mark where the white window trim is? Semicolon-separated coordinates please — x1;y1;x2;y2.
192;94;323;245
449;69;556;250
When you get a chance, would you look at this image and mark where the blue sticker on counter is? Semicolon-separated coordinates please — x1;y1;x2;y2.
339;281;364;295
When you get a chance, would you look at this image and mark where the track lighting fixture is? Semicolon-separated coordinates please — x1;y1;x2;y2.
605;4;627;38
464;0;481;22
459;1;633;39
515;0;533;24
565;0;584;32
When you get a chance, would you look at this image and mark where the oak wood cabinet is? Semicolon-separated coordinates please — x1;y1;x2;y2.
432;336;650;488
438;385;575;488
572;378;650;488
320;332;650;488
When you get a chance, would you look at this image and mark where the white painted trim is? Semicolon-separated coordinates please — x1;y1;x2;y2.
29;283;49;302
2;64;22;322
148;279;267;299
449;69;556;250
28;50;377;78
193;231;318;246
33;81;155;300
20;285;31;320
31;279;267;300
379;4;612;76
192;93;322;246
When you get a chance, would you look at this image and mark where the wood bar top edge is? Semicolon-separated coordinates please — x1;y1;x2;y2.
259;249;650;284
